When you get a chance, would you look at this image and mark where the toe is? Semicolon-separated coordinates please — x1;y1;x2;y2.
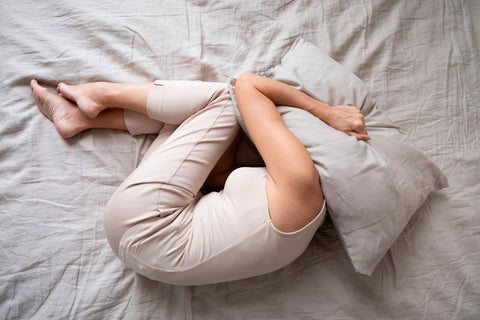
30;79;40;91
30;79;49;98
57;83;75;101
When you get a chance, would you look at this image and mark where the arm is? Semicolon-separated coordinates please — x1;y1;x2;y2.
236;74;370;140
234;74;369;232
235;74;325;232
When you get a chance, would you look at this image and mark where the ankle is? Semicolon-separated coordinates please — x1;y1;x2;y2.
94;82;115;109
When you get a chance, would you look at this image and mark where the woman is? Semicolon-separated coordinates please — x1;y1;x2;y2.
30;74;369;285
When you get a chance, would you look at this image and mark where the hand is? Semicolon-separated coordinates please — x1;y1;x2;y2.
324;105;370;140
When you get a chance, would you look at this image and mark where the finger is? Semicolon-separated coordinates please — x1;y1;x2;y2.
356;133;371;140
359;134;371;140
348;131;371;141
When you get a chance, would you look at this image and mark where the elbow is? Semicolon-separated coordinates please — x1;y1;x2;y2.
234;73;262;102
235;73;258;91
235;73;255;102
236;73;256;85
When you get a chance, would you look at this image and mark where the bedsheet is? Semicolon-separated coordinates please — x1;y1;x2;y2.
1;0;479;319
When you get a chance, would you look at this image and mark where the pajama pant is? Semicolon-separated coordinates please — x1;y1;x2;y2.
103;80;326;286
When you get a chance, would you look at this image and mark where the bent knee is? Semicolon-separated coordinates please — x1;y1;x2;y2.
103;181;196;255
103;184;158;256
103;188;132;256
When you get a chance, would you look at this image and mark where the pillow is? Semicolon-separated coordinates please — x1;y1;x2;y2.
229;38;448;276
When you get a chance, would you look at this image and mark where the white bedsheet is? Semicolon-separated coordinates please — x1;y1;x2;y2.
1;0;479;319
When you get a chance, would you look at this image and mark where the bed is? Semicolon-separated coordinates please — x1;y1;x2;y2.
1;0;479;319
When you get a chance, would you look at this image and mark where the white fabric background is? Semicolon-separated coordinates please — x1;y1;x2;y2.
1;0;479;319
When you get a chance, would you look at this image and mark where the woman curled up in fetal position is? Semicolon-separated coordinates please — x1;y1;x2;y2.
30;75;369;285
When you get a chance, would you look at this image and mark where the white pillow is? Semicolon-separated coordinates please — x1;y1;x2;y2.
230;38;448;276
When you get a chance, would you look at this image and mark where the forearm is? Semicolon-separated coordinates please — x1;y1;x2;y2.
235;73;370;141
236;74;333;121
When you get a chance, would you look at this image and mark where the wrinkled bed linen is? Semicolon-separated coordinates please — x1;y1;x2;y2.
1;0;479;319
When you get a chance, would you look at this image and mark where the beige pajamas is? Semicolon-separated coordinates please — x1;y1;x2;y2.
104;80;326;285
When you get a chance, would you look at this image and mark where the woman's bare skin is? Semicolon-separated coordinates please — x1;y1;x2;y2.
56;82;110;118
30;79;91;138
30;80;131;138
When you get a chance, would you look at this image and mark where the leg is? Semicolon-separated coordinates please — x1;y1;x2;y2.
30;79;127;138
32;79;170;138
103;81;240;256
31;79;239;182
55;79;228;126
204;129;243;192
57;81;152;118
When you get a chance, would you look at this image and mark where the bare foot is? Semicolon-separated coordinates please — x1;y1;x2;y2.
57;82;109;118
30;79;90;138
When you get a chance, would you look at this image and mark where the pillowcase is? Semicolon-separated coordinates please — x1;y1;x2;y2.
229;38;448;276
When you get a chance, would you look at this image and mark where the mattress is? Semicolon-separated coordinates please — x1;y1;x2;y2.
1;0;479;319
